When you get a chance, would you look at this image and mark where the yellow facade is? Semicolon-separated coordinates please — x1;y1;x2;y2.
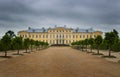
18;27;102;45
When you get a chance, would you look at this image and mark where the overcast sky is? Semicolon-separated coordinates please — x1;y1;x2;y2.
0;0;120;37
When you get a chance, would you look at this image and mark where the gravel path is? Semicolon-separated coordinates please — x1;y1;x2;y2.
0;47;120;77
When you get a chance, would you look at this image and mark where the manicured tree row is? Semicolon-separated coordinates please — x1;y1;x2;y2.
71;29;119;57
0;30;49;57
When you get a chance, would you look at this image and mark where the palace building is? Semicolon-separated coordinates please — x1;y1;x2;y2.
18;26;102;45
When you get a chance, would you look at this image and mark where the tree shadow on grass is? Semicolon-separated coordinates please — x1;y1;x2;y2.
12;53;24;56
102;55;116;58
0;56;12;58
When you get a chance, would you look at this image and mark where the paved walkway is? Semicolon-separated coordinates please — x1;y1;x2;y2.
0;47;120;77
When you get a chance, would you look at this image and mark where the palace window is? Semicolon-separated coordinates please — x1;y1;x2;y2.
83;35;85;38
50;40;52;44
66;35;68;38
36;35;38;38
22;35;24;37
53;40;55;43
90;35;92;38
73;35;75;38
43;35;45;38
76;35;78;38
32;35;34;38
69;35;71;38
25;35;27;38
80;35;81;38
66;40;68;44
87;35;88;38
69;40;71;43
57;35;58;38
39;35;41;38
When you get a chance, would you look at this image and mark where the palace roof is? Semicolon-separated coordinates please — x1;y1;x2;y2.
25;27;98;33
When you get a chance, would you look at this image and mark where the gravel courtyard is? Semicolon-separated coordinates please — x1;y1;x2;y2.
0;47;120;77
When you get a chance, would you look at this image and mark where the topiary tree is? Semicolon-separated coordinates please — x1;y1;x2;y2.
88;38;94;52
112;40;120;52
6;30;16;39
83;39;89;51
35;40;40;51
80;40;84;51
30;39;35;52
105;29;119;56
95;35;103;54
13;36;23;55
1;34;11;57
24;38;30;53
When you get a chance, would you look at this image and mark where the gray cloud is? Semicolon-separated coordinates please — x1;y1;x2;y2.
0;0;120;37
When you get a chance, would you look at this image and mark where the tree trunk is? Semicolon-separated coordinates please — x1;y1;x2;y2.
86;45;87;51
82;45;83;51
31;45;32;52
97;46;99;54
109;48;111;56
36;47;37;51
17;45;20;54
91;45;92;52
26;48;27;53
5;50;7;57
80;45;82;51
18;49;19;54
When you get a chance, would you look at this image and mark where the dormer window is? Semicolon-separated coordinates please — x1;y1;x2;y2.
28;27;31;30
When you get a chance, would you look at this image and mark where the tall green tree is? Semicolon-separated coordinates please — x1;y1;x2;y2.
35;40;40;51
30;39;35;52
95;35;103;54
13;37;23;54
6;30;16;38
88;38;94;52
112;40;120;52
84;39;89;51
105;29;119;56
99;40;108;50
1;34;11;57
81;40;84;51
24;38;30;53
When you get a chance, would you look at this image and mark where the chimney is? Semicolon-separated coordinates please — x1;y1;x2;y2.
28;27;31;30
55;25;57;28
64;25;66;28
